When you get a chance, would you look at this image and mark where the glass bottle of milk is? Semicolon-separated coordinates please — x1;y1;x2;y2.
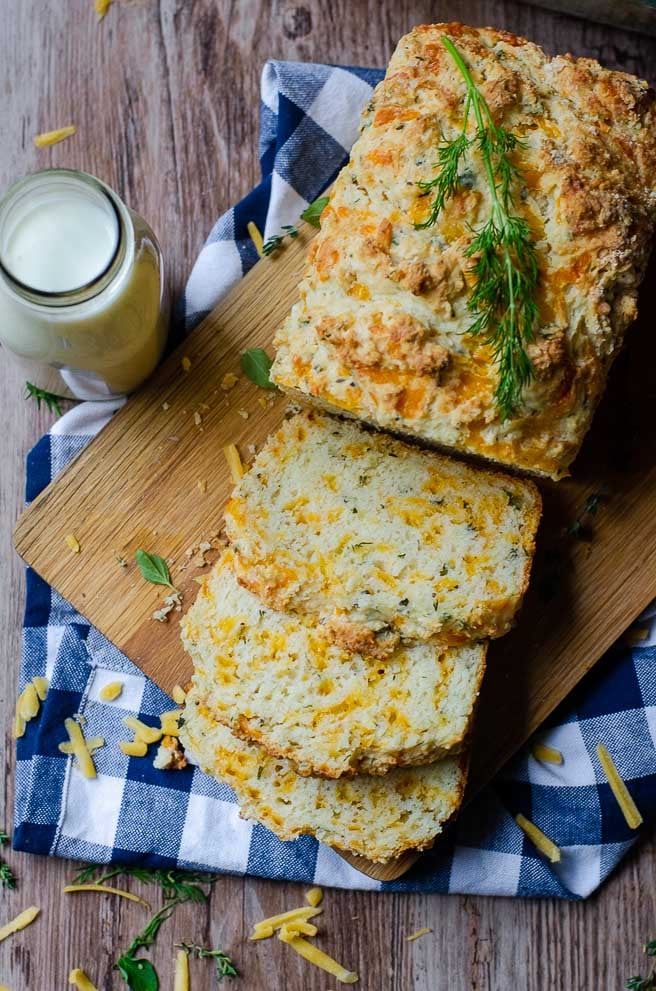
0;169;168;398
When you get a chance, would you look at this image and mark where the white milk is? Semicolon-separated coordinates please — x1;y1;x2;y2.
0;169;167;397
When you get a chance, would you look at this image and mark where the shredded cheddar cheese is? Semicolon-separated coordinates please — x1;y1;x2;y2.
596;743;643;829
34;126;77;147
99;681;123;702
32;677;49;701
172;684;187;705
64;533;81;553
0;906;40;943
63;884;149;907
251;906;321;938
122;716;163;745
279;921;318;938
159;708;182;737
531;743;563;765
18;683;40;721
68;969;97;991
250;925;274;941
247;221;265;258
181;356;192;373
94;0;113;20
221;372;239;391
58;719;104;778
407;928;432;942
173;948;189;991
223;444;244;484
277;931;358;984
515;814;561;863
305;886;323;907
119;739;148;758
12;712;26;740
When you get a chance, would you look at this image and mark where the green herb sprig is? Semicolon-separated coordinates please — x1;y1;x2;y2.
25;381;75;418
261;195;329;254
0;830;16;890
73;866;220;991
627;940;656;990
240;348;276;389
135;551;178;593
176;942;238;983
416;35;538;420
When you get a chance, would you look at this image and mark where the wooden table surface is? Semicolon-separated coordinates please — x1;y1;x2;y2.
1;1;656;988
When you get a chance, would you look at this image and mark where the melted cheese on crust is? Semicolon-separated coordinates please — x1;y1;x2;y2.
272;23;656;479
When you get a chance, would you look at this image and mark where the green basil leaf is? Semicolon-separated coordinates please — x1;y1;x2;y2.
301;195;329;228
240;348;276;390
117;955;159;991
135;550;174;589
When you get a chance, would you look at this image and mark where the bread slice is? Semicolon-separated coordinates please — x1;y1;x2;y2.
225;409;540;655
181;692;468;862
181;549;487;778
271;24;656;481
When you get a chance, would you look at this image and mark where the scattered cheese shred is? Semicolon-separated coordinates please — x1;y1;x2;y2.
122;716;163;745
64;533;81;553
119;739;148;758
68;968;97;991
63;884;149;907
277;931;358;984
406;928;432;942
250;925;274;941
197;479;207;494
12;712;26;740
94;0;113;20
173;948;189;991
531;743;563;765
34;126;76;147
247;221;265;258
596;743;643;829
223;444;244;484
0;906;40;943
305;887;323;908
280;921;318;938
159;709;182;737
18;683;40;721
32;677;49;701
58;719;102;778
220;372;239;391
0;983;10;990
251;906;321;938
515;814;561;863
181;356;192;373
99;681;124;702
172;684;187;705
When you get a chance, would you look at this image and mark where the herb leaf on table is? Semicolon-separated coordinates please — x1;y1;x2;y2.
135;551;178;592
240;348;276;390
25;381;75;418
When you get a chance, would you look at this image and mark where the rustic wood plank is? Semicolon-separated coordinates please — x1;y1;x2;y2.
2;0;656;987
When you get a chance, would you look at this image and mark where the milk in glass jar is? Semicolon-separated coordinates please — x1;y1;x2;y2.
0;168;168;397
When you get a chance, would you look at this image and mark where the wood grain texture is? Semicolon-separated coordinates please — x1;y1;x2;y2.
2;0;656;987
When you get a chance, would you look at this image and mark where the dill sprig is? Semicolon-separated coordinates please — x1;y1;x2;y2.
627;940;656;990
24;381;75;418
73;865;219;991
416;35;539;420
0;830;16;890
176;942;238;982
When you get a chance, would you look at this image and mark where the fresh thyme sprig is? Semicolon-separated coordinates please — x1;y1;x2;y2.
416;35;538;420
25;381;75;418
627;940;656;990
176;942;238;982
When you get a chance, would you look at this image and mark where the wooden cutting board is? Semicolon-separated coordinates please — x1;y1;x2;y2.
13;220;656;883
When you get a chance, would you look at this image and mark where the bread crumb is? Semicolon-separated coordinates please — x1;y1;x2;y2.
152;591;182;623
194;411;202;427
162;402;170;411
197;479;207;494
64;533;81;553
237;409;249;420
247;444;257;456
258;397;268;409
181;356;192;373
153;735;188;770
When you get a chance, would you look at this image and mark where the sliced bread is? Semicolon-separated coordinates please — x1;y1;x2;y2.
225;409;540;655
181;692;468;862
181;549;487;778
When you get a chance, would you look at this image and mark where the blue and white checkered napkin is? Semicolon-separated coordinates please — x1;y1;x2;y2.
14;61;656;896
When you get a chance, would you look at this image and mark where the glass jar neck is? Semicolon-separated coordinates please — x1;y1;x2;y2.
0;169;130;309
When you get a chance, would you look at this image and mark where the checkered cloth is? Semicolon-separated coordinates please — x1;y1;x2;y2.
14;61;656;896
